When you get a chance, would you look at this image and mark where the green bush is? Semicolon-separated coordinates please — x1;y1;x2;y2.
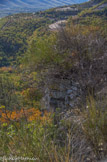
82;96;107;156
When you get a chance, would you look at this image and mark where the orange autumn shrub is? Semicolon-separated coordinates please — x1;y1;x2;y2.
0;109;21;123
0;108;51;124
0;66;13;72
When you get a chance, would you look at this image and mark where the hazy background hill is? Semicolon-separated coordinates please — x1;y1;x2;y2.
0;0;88;17
0;0;88;8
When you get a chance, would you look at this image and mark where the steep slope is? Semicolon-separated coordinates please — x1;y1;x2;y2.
0;1;106;160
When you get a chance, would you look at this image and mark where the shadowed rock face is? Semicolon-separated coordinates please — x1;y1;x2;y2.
41;78;82;112
98;159;107;162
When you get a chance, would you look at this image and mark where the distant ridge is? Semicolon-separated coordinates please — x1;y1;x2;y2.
0;0;88;17
0;0;88;9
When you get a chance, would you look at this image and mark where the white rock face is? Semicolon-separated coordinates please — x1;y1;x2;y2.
55;7;78;11
49;20;67;30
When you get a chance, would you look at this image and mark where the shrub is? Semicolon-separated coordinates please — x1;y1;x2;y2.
82;96;107;157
